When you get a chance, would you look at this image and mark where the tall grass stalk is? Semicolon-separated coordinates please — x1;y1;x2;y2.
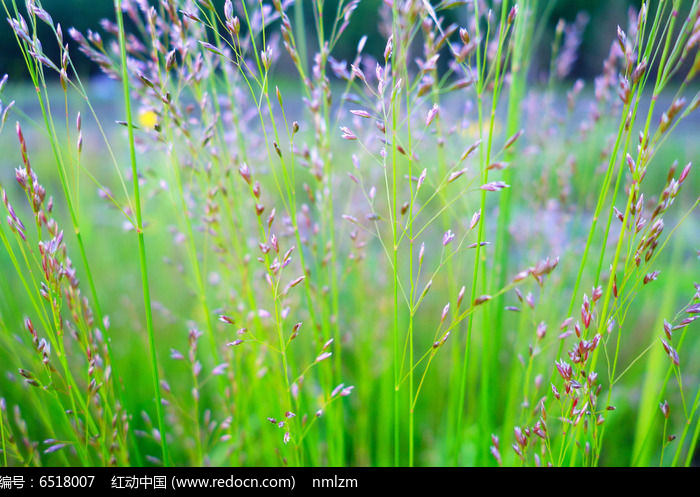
2;0;138;465
584;0;697;465
114;0;168;466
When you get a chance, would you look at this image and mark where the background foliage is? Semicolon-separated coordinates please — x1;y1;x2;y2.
1;0;639;80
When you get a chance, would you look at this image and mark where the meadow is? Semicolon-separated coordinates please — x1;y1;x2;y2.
0;0;698;467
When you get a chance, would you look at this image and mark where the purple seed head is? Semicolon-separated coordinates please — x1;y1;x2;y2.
442;229;455;246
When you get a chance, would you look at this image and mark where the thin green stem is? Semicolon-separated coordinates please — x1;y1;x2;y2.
115;0;168;467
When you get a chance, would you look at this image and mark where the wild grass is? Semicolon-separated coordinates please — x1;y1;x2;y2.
0;0;698;467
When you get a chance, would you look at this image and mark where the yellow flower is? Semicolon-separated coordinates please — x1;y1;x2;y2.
138;109;159;130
